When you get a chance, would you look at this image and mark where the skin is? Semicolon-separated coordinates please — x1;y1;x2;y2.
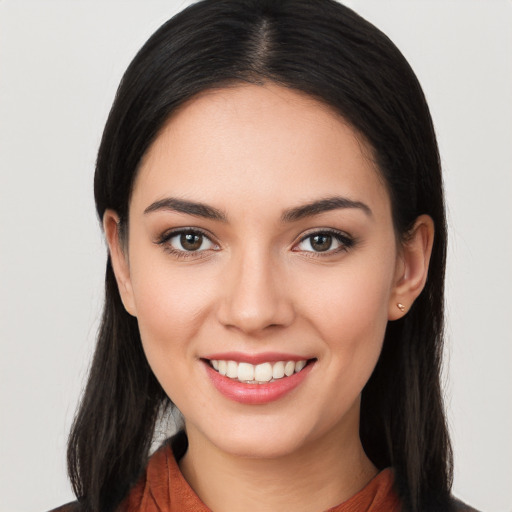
105;84;434;511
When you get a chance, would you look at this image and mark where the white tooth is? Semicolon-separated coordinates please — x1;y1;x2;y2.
226;360;238;378
238;362;255;381
284;361;295;377
218;360;227;376
295;360;306;372
254;362;273;382
272;361;285;379
211;360;219;371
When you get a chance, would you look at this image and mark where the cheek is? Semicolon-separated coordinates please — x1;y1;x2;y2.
131;270;216;410
128;255;216;380
130;240;214;326
304;260;391;323
295;257;394;372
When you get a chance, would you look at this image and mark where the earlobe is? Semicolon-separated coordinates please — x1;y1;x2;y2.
388;214;435;320
103;210;137;317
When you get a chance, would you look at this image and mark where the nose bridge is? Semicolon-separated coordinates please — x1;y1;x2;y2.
218;242;293;334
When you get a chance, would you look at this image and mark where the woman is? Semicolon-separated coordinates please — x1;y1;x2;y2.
52;0;477;511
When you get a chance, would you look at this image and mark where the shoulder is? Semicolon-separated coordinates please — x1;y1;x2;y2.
46;502;79;512
49;437;183;512
451;496;480;512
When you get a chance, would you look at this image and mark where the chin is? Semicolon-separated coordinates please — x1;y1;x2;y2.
189;414;321;460
217;433;306;460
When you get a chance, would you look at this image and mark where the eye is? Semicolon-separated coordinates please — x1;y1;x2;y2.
157;228;218;257
169;231;214;252
294;230;354;254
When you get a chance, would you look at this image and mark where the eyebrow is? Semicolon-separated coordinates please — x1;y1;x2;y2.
281;196;372;222
144;197;228;221
143;196;372;222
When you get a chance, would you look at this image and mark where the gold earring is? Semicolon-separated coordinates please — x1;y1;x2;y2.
397;303;406;312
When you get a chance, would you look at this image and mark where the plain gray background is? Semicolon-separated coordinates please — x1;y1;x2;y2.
0;1;511;511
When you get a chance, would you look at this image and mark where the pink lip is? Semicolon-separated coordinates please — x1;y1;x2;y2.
203;352;311;365
203;360;315;405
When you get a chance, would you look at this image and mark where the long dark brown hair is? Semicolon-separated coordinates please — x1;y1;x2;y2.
68;1;452;510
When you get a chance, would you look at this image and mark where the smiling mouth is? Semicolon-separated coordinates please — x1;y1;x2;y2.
205;358;315;384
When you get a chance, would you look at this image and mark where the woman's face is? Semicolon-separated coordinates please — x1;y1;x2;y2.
110;84;408;459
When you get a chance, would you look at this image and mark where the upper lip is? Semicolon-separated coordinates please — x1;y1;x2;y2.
202;352;314;365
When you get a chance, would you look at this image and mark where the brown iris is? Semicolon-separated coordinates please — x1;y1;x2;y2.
181;233;203;251
310;234;333;252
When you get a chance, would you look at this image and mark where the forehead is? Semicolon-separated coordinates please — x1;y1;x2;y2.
132;84;390;219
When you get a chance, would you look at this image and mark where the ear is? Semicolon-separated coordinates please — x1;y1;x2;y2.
103;209;137;317
388;214;435;320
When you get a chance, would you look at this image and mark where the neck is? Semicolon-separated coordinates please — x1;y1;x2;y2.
179;411;378;512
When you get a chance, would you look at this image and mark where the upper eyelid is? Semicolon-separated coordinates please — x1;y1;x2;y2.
295;227;352;243
158;226;217;243
299;227;349;236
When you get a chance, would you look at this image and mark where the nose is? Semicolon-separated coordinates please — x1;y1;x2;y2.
216;247;295;336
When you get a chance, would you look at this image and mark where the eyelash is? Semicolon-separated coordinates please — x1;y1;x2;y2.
155;228;356;260
294;229;356;257
156;228;218;260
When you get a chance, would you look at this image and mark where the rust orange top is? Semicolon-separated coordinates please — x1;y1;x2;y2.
120;439;401;512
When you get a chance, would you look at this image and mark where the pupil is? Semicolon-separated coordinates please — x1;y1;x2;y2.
181;233;202;251
312;234;331;252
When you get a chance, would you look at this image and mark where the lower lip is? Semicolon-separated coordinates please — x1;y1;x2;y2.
204;361;315;405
